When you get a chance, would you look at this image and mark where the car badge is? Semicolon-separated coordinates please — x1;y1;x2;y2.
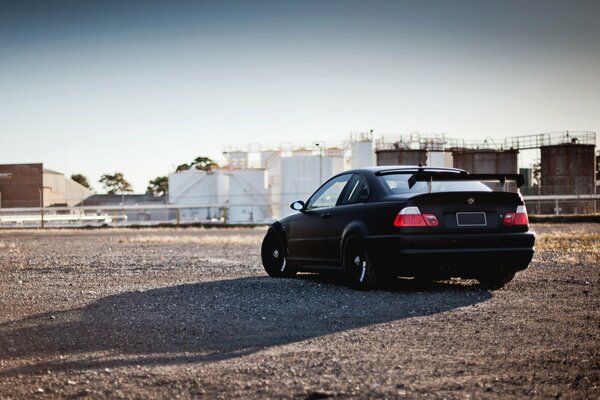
467;197;475;205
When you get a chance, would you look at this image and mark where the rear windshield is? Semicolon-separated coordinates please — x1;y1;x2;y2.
379;173;492;194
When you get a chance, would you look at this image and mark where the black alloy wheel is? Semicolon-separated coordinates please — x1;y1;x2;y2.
343;235;376;290
261;231;296;278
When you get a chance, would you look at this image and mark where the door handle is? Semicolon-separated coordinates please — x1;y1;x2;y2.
321;212;332;219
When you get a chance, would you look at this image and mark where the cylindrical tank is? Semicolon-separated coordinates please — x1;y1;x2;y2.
225;151;248;169
540;144;596;194
260;150;283;219
375;149;427;166
168;169;228;221
450;149;518;174
227;169;270;223
351;140;374;169
539;144;596;214
280;155;345;217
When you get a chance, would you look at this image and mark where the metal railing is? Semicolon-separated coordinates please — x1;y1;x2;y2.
0;196;598;229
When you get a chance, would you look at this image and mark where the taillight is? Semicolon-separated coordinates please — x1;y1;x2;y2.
394;207;439;227
503;205;529;226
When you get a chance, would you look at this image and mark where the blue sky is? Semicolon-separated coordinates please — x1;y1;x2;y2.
1;0;599;192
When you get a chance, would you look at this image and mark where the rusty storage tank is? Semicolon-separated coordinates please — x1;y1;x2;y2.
540;143;596;214
450;148;519;174
375;149;427;166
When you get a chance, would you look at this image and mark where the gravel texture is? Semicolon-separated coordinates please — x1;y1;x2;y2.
0;224;598;399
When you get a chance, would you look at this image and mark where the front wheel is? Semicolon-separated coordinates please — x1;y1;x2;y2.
261;231;296;278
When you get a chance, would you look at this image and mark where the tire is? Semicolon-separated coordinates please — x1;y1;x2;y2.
478;271;515;290
343;235;393;290
261;231;296;278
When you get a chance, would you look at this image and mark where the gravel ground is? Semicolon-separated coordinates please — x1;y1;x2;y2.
0;224;598;399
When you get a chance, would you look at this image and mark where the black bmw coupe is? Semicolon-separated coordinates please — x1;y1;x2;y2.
261;166;535;290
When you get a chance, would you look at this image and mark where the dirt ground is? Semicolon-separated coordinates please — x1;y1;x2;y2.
0;224;598;399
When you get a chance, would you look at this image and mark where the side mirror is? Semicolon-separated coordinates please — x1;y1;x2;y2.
290;200;305;212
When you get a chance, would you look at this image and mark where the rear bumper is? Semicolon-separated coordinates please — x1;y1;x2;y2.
365;231;535;277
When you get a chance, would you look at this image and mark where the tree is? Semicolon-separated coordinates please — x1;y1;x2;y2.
147;176;168;196
99;172;133;195
192;156;218;172
175;163;191;172
175;157;218;173
71;173;92;190
532;161;541;187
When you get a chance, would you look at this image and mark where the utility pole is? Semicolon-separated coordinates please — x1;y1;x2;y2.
316;143;323;184
39;188;44;228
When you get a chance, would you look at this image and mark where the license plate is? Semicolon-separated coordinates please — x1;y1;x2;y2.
456;212;487;226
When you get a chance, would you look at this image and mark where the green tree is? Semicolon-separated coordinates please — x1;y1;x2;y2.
175;157;218;173
532;161;541;187
99;172;133;195
175;163;191;172
192;156;218;172
71;173;93;190
147;176;168;196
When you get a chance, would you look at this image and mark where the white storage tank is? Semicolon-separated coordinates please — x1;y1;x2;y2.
224;151;249;169
350;140;374;169
227;169;271;223
280;155;345;217
168;169;228;221
261;150;283;219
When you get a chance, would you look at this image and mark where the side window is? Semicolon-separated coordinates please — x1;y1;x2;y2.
306;174;352;210
341;174;370;205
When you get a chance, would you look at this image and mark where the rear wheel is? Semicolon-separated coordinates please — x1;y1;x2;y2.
261;231;296;278
478;271;515;290
343;235;394;290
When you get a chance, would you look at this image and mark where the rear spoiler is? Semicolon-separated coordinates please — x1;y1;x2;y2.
407;172;525;191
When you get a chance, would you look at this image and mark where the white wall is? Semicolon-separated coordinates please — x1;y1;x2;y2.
43;170;94;207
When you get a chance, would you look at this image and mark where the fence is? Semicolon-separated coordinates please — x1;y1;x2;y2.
0;196;598;228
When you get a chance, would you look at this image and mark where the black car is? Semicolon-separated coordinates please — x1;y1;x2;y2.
261;166;535;290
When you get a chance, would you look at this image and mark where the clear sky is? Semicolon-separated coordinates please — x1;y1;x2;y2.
1;0;599;193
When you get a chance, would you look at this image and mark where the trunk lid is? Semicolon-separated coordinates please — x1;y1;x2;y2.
404;191;525;232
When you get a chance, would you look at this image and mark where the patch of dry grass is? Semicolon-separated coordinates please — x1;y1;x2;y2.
0;242;17;250
118;234;263;246
536;231;600;265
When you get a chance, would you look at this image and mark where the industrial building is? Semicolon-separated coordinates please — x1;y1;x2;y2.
167;131;596;222
0;163;93;208
1;132;597;225
166;131;597;221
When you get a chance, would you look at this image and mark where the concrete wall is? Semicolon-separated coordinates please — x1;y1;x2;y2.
43;170;94;207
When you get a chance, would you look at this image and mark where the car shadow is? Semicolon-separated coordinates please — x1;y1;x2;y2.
0;276;491;375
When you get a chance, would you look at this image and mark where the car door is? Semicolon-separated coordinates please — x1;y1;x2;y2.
287;174;352;264
327;173;371;262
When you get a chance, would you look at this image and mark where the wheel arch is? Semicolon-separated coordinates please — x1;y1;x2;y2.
339;220;370;259
266;221;288;255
